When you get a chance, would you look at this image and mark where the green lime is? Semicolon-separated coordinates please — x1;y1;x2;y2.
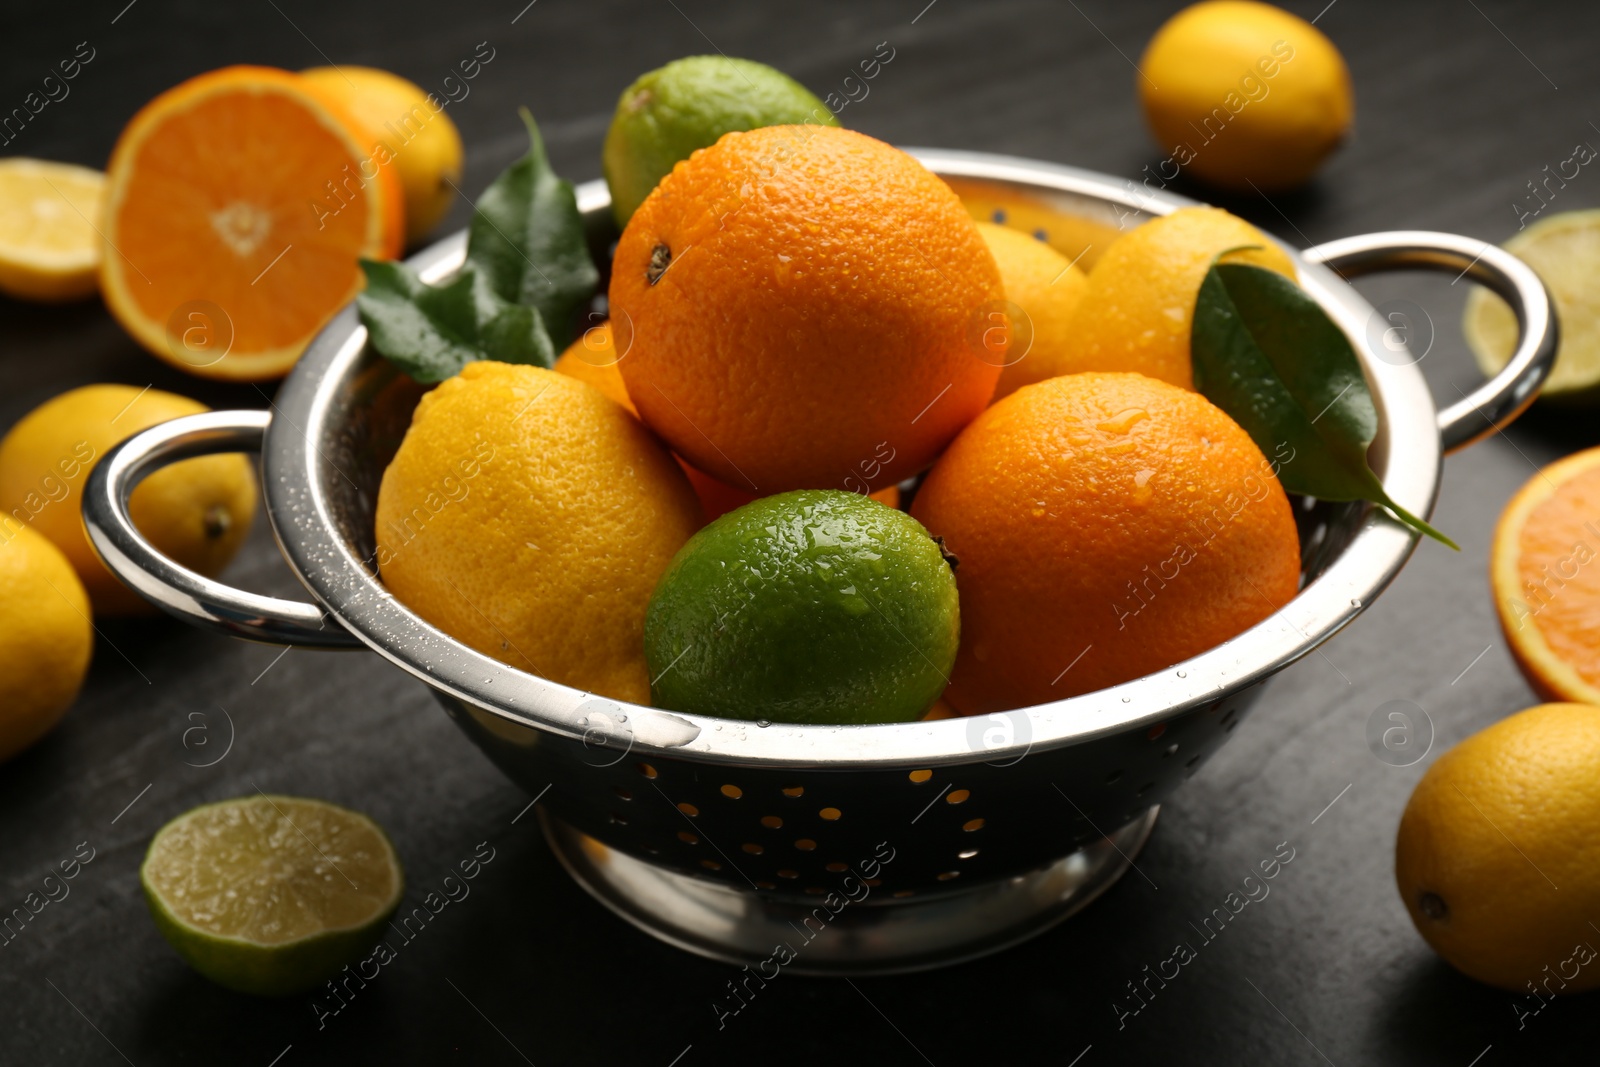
1465;209;1600;404
140;795;404;996
644;489;959;724
602;55;840;226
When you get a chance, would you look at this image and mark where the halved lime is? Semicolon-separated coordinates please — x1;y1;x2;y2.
140;795;404;996
1465;209;1600;404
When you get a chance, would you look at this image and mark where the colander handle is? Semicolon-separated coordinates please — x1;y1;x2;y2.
1301;230;1557;454
82;409;363;649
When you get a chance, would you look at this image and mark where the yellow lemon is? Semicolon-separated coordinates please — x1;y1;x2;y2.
1396;703;1600;992
0;521;93;761
375;362;703;703
302;65;464;245
974;221;1089;402
1139;1;1353;191
0;159;104;301
0;385;257;615
1063;206;1296;389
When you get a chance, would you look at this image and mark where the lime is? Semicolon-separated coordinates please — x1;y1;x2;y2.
141;795;404;996
602;55;839;226
1465;209;1600;404
644;490;959;724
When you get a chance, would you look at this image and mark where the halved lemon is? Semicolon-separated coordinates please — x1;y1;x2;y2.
100;66;404;381
0;159;104;301
1491;446;1600;704
141;795;404;996
1465;209;1600;404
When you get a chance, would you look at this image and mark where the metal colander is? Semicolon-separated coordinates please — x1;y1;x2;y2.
84;150;1555;975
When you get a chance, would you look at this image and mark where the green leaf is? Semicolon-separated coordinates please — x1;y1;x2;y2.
1191;262;1457;549
466;108;599;349
357;260;555;383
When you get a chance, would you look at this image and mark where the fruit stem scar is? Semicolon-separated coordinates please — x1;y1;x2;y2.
204;504;233;540
1419;891;1448;920
935;536;959;570
647;243;672;285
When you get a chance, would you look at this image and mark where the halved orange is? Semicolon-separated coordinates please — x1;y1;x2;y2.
100;66;404;381
1492;447;1600;704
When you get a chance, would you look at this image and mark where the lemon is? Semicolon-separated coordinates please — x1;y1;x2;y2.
602;56;839;226
1465;209;1600;404
0;521;92;762
1396;703;1600;992
1139;1;1353;191
974;221;1089;402
0;385;258;616
644;490;959;724
141;796;403;996
302;66;464;245
375;362;702;703
1063;206;1296;389
0;158;104;301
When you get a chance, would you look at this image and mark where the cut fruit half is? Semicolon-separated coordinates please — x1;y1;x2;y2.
1465;209;1600;404
1491;446;1600;704
140;795;404;996
100;66;405;381
0;159;105;301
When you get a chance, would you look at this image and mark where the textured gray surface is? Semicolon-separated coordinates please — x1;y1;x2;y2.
2;1;1596;1063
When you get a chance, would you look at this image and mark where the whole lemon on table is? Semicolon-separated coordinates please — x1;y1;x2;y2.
0;522;93;762
0;385;257;616
645;490;959;724
974;221;1089;403
912;372;1301;713
602;55;838;227
1064;206;1295;389
375;361;702;704
302;65;464;246
611;125;1005;494
1139;0;1353;191
1396;703;1600;992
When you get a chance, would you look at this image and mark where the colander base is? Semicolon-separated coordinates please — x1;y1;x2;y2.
541;806;1158;976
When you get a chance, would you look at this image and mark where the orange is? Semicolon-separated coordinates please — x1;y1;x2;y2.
1064;206;1295;389
375;362;702;704
1491;447;1600;703
553;324;897;521
912;372;1300;712
974;221;1089;402
610;125;1004;494
100;66;405;381
1396;703;1600;993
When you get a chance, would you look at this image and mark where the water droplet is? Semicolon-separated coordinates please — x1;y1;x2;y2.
1350;598;1362;608
756;719;771;728
1096;408;1150;435
1175;670;1186;678
1121;696;1132;703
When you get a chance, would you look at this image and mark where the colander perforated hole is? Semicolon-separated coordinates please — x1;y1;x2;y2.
755;881;776;890
677;802;699;816
608;812;628;825
742;843;764;855
937;871;960;881
1185;754;1201;768
777;869;799;879
804;887;827;895
1163;743;1179;758
824;862;848;872
677;831;698;844
946;789;970;804
908;769;932;783
795;838;817;851
613;786;633;800
819;807;842;821
864;879;882;886
1135;782;1154;797
1105;770;1123;785
782;786;805;797
701;859;722;871
1225;719;1239;732
959;849;979;859
637;762;658;778
760;815;783;829
893;890;914;898
1146;723;1167;741
1220;707;1237;727
721;784;743;799
963;818;985;832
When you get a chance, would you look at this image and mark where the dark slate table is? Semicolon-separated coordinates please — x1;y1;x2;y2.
4;1;1597;1063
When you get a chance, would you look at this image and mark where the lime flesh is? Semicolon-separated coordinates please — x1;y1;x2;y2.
644;489;959;725
140;795;403;996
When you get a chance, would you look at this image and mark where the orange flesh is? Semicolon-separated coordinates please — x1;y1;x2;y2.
1517;464;1600;690
112;84;373;351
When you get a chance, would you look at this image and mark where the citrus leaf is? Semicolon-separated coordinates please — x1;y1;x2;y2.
357;260;554;383
1191;261;1457;549
466;108;599;349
